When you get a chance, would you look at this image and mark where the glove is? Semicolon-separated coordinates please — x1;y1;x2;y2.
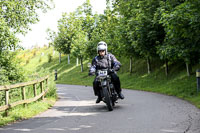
89;67;96;76
108;69;114;74
88;72;92;76
88;70;95;76
113;65;120;71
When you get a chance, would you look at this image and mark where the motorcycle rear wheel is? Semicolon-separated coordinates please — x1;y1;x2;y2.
102;87;113;111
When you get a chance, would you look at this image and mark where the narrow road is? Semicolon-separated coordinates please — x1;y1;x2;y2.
1;84;200;133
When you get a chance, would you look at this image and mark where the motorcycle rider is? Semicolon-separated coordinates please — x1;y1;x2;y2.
89;41;125;103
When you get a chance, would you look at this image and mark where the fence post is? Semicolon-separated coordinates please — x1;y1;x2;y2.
5;90;9;116
55;70;57;81
33;84;37;97
196;69;200;93
46;78;48;90
0;75;49;113
40;82;44;100
21;86;26;107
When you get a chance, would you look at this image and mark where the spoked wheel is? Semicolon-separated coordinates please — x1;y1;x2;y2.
102;87;113;111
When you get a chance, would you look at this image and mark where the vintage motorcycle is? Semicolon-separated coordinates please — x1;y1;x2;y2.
95;69;118;111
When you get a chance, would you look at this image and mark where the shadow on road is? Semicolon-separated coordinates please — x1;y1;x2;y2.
0;96;124;133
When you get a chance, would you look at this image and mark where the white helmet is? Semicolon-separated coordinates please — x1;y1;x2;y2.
97;41;107;54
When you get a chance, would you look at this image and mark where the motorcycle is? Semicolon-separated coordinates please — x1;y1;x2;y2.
95;69;118;111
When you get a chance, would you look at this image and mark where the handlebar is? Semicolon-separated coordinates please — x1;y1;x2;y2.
88;72;95;76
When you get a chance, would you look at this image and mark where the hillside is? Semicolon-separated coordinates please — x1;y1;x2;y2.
19;46;200;108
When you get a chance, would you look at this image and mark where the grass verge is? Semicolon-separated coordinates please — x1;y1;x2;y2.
0;98;56;126
0;48;58;126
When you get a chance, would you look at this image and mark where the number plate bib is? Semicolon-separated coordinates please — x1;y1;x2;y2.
98;70;107;76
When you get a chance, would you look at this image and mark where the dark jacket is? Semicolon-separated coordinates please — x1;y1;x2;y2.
89;53;121;73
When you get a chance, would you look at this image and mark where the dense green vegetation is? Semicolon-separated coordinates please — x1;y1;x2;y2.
0;0;56;126
0;47;57;126
48;0;200;77
0;0;53;85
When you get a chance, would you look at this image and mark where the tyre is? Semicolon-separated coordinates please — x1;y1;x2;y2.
102;87;113;111
112;100;115;107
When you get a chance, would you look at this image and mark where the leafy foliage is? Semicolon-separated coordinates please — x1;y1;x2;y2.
0;0;53;84
0;51;25;85
48;0;200;75
158;0;200;63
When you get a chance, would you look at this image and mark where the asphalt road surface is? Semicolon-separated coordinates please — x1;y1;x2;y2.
1;84;200;133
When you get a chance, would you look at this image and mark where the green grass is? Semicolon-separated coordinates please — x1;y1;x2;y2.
0;47;57;126
0;98;56;126
16;47;200;109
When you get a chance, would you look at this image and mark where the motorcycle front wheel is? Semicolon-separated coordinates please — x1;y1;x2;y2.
102;87;113;111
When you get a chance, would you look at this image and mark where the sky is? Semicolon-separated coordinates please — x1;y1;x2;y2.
19;0;106;49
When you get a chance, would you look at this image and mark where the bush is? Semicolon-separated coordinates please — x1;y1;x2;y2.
0;68;9;85
46;76;57;98
0;51;25;106
31;68;57;98
0;51;25;85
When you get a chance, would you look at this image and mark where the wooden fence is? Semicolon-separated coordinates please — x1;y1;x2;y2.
0;75;49;114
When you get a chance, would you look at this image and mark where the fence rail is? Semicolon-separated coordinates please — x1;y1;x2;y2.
0;75;49;114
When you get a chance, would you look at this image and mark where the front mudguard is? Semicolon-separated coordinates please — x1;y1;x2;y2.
101;80;107;87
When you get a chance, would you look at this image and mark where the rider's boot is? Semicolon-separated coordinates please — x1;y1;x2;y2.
96;96;102;103
118;92;125;99
96;95;102;103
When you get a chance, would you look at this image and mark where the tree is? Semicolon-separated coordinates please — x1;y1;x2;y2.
0;0;53;50
87;1;122;57
86;14;106;58
82;0;94;40
52;0;94;65
158;0;200;76
71;7;88;72
0;0;53;83
52;1;93;71
53;12;77;64
71;30;88;72
112;0;164;74
0;51;25;85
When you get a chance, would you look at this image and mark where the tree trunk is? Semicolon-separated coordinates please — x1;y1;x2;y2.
165;59;169;77
186;62;192;76
68;54;70;64
59;53;61;63
76;58;79;66
130;56;133;73
147;57;151;74
80;57;83;72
